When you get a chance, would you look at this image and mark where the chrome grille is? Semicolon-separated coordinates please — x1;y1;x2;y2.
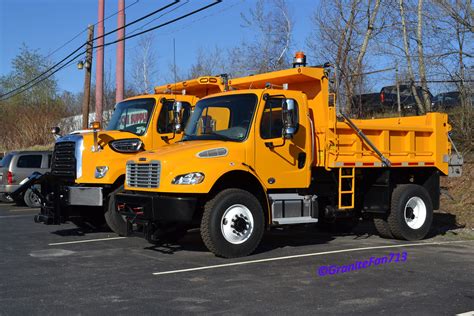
126;161;160;188
51;141;76;178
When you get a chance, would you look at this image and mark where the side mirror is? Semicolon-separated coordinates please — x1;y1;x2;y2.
281;99;297;139
51;126;61;140
173;101;183;133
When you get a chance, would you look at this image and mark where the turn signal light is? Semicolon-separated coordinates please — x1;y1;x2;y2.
91;121;101;130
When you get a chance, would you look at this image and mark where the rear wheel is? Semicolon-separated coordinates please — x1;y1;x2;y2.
201;189;264;258
104;185;128;236
373;217;393;238
388;184;433;240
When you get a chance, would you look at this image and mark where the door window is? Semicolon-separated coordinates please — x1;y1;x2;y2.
260;98;298;139
157;101;192;134
17;155;42;168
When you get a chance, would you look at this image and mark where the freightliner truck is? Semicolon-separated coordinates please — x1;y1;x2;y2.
21;76;225;234
115;53;463;258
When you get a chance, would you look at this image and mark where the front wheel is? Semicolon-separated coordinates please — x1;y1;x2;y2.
104;185;129;236
388;184;433;240
201;189;264;258
24;187;42;208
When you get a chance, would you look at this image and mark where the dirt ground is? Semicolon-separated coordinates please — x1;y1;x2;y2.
440;158;473;228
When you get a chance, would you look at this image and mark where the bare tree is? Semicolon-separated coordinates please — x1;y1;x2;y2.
188;47;225;79
130;34;158;94
398;0;426;113
435;0;473;33
227;0;293;75
308;0;384;112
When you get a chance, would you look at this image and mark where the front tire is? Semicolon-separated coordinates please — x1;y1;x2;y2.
24;187;42;208
388;184;433;240
201;189;264;258
104;185;129;236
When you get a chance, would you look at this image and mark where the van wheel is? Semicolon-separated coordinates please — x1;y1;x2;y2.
388;184;433;240
0;193;13;203
201;189;264;258
373;217;393;238
24;187;42;208
104;185;128;236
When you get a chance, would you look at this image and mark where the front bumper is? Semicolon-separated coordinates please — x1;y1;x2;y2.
68;186;103;206
115;192;197;223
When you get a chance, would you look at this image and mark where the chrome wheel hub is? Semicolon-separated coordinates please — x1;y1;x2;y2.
221;204;254;244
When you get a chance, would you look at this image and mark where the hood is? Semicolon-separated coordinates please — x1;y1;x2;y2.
132;140;232;162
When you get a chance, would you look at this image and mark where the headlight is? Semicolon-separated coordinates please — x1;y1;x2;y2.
110;138;143;153
95;166;109;178
172;172;205;185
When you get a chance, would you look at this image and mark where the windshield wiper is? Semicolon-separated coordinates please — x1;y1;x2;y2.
118;129;138;135
205;132;234;141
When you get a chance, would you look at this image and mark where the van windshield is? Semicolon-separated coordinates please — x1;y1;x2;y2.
183;94;258;142
106;98;155;136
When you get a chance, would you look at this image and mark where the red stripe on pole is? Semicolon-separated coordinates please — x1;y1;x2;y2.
95;0;105;123
116;0;125;103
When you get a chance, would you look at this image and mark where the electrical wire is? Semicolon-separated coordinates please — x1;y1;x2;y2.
1;1;222;101
0;0;180;99
44;0;140;61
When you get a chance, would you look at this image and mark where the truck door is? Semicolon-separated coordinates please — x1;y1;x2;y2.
254;92;311;189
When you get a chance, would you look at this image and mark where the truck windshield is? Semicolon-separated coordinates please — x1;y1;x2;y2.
106;98;155;136
183;94;258;142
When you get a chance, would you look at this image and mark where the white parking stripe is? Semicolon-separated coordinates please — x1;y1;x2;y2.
48;237;127;246
457;311;474;316
152;240;471;276
0;214;35;219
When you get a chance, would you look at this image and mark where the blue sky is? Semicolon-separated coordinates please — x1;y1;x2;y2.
0;0;321;93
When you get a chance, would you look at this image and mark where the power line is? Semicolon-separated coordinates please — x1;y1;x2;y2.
0;1;180;99
94;0;222;50
1;1;222;101
44;0;141;61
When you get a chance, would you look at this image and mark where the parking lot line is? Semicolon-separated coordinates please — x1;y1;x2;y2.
48;237;127;246
0;214;36;219
152;240;471;276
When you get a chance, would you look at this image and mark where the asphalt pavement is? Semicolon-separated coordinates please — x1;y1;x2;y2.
0;203;473;315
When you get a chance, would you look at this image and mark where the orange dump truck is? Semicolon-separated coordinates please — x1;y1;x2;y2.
114;53;463;258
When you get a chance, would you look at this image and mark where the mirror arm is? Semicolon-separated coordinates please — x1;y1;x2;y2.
161;131;176;142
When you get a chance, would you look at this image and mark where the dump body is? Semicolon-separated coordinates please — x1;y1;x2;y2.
229;67;451;175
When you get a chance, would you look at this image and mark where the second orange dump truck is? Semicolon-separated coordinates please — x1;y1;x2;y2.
115;53;463;258
23;76;225;233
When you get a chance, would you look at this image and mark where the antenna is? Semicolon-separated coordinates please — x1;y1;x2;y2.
173;38;177;93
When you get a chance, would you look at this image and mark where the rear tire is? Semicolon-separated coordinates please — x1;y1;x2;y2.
387;184;433;240
201;188;264;258
104;185;128;236
373;217;393;239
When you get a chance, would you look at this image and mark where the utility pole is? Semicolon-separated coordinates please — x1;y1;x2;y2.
82;25;94;130
95;0;105;124
116;0;125;103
